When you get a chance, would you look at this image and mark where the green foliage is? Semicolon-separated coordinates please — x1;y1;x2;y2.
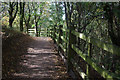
1;16;9;27
32;24;35;28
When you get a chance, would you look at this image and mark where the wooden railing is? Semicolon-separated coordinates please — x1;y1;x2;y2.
48;25;120;80
28;27;48;37
28;28;36;37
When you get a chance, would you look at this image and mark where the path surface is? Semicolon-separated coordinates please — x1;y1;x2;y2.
10;37;72;80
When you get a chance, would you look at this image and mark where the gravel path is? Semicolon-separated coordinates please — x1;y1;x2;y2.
9;37;72;80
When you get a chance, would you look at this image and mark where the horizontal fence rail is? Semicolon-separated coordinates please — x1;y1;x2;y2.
71;30;120;56
71;44;119;79
48;25;120;80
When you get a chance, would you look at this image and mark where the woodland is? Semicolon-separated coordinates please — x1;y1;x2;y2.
1;2;120;80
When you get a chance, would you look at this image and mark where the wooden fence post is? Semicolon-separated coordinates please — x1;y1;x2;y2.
86;43;92;79
47;27;48;37
65;29;68;57
48;26;51;37
53;25;56;43
51;25;54;39
50;26;52;38
58;25;63;54
67;24;76;72
48;26;50;37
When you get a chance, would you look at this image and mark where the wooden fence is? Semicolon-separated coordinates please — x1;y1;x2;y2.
47;25;120;80
28;28;48;37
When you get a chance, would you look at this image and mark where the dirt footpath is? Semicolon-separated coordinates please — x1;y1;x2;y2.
7;37;72;80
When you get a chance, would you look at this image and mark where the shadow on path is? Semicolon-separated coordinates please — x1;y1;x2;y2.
6;37;72;80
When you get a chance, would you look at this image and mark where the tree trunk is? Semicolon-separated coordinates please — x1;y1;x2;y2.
8;2;18;28
20;2;23;32
36;22;38;37
104;3;120;73
64;2;69;28
9;18;13;28
25;23;29;33
20;2;24;32
24;2;31;34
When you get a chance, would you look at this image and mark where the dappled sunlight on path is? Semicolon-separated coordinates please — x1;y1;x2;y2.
11;37;72;79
